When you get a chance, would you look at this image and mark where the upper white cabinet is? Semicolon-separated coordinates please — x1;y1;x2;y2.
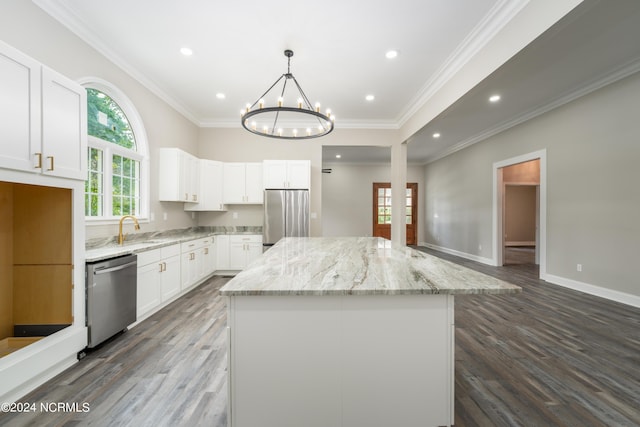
0;41;87;180
184;159;227;211
223;162;263;204
263;160;310;189
158;148;199;203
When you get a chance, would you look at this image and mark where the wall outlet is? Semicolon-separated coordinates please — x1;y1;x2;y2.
163;212;167;221
232;212;238;219
150;212;155;221
577;264;582;272
478;244;482;251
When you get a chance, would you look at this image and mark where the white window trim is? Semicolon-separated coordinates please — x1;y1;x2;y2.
80;77;150;224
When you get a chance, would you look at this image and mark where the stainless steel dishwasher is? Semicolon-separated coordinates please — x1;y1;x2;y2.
85;254;137;348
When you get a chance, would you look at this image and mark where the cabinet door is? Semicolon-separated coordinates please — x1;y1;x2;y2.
160;255;181;301
246;242;264;267
245;162;264;203
200;244;215;277
0;41;41;173
41;67;87;180
216;235;230;270
137;262;162;318
184;153;199;203
223;163;247;204
287;160;311;189
181;250;198;290
228;242;247;270
263;160;287;189
159;148;189;202
185;160;226;211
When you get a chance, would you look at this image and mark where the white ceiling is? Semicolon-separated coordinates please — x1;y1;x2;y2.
33;0;640;164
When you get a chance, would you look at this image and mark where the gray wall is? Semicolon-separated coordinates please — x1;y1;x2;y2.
423;70;640;299
322;163;425;242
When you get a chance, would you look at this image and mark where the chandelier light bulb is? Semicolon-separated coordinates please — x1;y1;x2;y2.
277;97;283;107
259;99;264;109
293;129;298;137
297;98;303;108
306;128;312;136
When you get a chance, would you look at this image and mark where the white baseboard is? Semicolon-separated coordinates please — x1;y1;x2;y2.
419;243;640;309
419;242;495;266
544;273;640;309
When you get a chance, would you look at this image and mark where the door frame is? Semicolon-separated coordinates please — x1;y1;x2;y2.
372;182;418;245
492;149;547;279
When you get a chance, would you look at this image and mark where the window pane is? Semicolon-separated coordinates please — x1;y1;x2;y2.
378;188;385;197
85;147;103;217
87;88;136;149
406;215;411;224
112;154;140;216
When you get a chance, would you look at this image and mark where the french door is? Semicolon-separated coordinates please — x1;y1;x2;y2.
372;182;417;245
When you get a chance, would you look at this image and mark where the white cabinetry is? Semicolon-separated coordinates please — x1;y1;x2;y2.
181;237;215;290
223;162;263;204
229;235;263;270
158;148;199;203
0;41;87;180
215;235;230;270
136;244;181;318
184;159;227;211
263;160;310;189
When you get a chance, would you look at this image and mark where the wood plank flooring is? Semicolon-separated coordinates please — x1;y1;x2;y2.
1;248;638;426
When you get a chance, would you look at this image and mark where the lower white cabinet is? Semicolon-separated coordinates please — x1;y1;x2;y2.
136;244;181;318
229;235;263;270
181;237;215;290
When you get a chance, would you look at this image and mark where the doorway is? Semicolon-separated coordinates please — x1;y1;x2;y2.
493;150;546;278
372;182;417;245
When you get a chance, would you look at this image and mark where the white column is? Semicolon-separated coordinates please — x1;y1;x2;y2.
390;142;407;246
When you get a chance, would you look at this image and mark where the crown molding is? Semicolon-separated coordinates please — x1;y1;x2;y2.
396;0;530;128
199;117;399;130
33;0;201;126
424;56;640;164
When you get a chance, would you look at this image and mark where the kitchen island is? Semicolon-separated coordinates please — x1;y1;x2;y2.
220;237;521;427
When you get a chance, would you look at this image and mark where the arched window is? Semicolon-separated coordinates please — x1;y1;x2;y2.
81;79;149;221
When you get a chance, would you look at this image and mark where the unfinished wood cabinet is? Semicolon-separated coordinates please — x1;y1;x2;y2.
13;184;71;265
8;184;72;334
12;265;72;325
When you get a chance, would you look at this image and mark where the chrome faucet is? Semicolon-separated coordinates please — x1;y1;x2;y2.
118;215;140;245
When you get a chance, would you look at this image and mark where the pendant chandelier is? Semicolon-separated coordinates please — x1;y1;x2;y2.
241;50;335;140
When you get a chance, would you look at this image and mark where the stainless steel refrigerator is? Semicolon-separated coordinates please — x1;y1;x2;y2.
263;189;309;250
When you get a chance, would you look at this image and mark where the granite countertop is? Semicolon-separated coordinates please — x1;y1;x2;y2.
220;237;522;296
85;226;262;262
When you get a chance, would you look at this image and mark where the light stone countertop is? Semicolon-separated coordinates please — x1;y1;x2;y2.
85;226;262;262
220;237;522;296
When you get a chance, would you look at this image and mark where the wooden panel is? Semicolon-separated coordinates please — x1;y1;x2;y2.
12;183;71;265
13;265;72;325
0;182;13;339
0;337;43;358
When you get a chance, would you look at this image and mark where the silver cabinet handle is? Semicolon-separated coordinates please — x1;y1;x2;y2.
94;260;137;275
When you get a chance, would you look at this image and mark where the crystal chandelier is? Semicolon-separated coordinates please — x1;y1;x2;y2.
241;50;335;140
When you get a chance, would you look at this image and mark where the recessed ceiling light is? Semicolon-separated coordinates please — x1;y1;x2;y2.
365;94;375;102
335;154;341;159
180;47;193;56
489;94;501;103
432;133;441;138
385;50;398;59
216;93;225;99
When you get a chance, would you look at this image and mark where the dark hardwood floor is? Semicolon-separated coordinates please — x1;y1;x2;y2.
1;248;639;427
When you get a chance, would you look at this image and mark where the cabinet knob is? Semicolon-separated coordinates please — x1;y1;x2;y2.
34;153;42;169
47;156;54;171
